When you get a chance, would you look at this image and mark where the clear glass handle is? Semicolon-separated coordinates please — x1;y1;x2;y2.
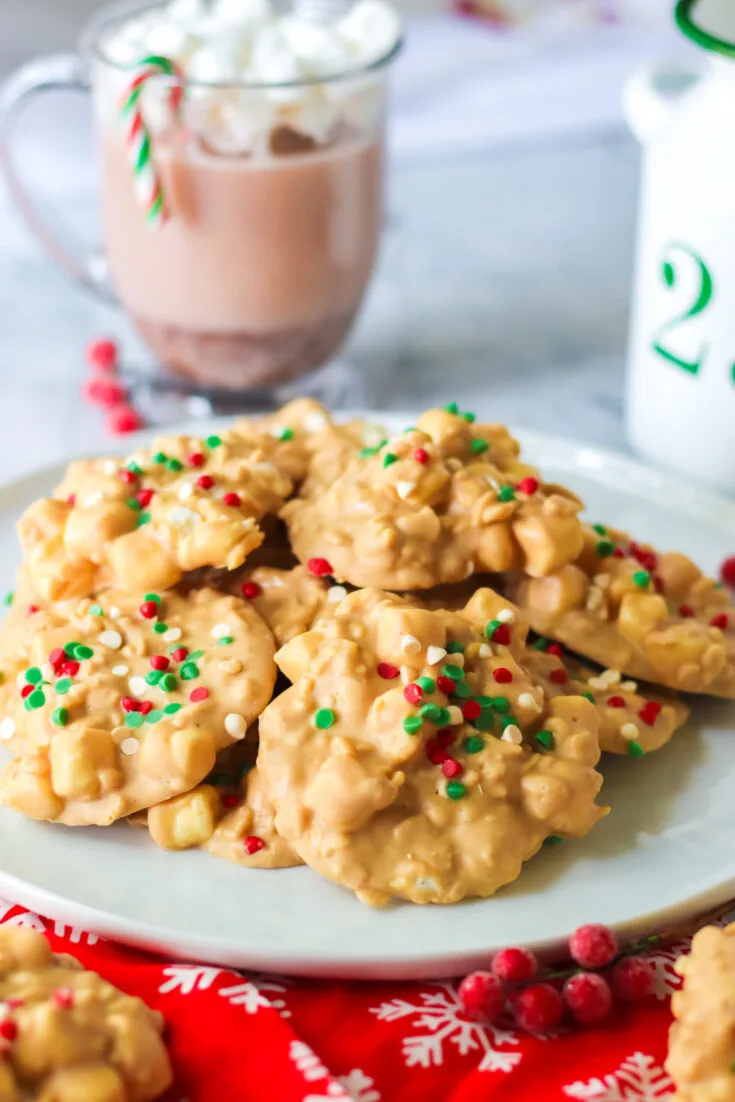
0;52;114;301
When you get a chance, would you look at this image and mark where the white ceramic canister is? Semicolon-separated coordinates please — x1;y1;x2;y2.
625;0;735;494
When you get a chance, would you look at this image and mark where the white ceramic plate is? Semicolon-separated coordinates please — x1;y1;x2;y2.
0;415;734;980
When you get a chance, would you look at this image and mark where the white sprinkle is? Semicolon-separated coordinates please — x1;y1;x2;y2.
225;713;247;739
362;424;385;447
400;666;412;685
163;627;182;643
15;672;26;689
396;481;415;500
600;668;621;686
99;630;122;650
212;487;226;500
41;663;54;681
121;737;140;756
401;634;421;654
426;646;447;666
478;643;492;659
621;722;639;741
103;460;118;475
128;676;147;696
170;506;199;527
0;718;15;741
621;680;638;692
501;724;523;744
112;665;129;677
178;482;194;501
81;490;103;508
269;425;285;439
496;608;516;624
211;622;230;639
109;606;121;619
447;705;463;725
303;411;327;433
327;585;347;603
518;692;539;711
587;677;607;691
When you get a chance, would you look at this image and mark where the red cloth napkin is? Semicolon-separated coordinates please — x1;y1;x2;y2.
5;895;722;1102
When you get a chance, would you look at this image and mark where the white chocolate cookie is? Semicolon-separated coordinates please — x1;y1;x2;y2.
0;586;276;825
0;925;171;1101
667;923;735;1101
18;429;293;601
282;407;584;590
259;588;607;906
506;524;735;697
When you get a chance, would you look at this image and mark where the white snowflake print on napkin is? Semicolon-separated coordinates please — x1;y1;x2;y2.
563;1052;673;1101
290;1041;381;1101
158;964;291;1016
370;980;521;1073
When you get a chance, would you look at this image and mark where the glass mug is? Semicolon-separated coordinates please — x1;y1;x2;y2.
0;0;399;393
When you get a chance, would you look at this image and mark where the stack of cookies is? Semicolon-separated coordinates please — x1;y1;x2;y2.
0;400;731;907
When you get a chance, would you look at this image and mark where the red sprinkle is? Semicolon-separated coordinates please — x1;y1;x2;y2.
52;988;74;1009
436;728;455;746
425;738;448;765
241;582;262;600
66;494;76;506
404;684;423;705
607;696;626;708
20;684;33;699
139;601;158;620
222;794;239;809
613;547;625;559
120;697;137;713
49;647;65;668
188;452;206;468
442;758;463;779
549;668;568;685
58;661;79;678
377;662;399;680
711;612;729;630
517;476;539;496
0;1020;17;1041
196;474;215;490
653;575;664;593
222;492;242;507
679;604;695;618
150;655;169;671
107;406;144;436
721;555;735;588
190;687;209;703
136;488;154;508
244;836;266;855
413;447;429;465
83;377;127;409
493;667;513;684
171;647;188;663
491;624;511;646
27;605;39;616
462;700;482;721
138;701;153;716
86;338;118;372
308;558;333;578
119;468;137;484
437;675;456;695
639;701;662;726
546;642;564;658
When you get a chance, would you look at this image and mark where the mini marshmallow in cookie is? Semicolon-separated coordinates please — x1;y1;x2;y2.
18;429;293;601
506;523;735;697
282;406;584;591
0;586;276;826
259;587;607;906
0;925;172;1101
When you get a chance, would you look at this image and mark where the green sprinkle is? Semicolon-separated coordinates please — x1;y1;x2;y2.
216;636;234;646
277;427;294;441
160;673;177;692
416;677;435;693
470;439;489;456
314;708;335;730
582;691;596;703
188;650;204;660
137;512;151;527
152;451;167;464
474;696;493;708
153;622;167;634
403;426;416;434
592;524;607;536
632;570;650;588
419;703;443;723
444;402;459;415
27;690;45;710
146;670;162;686
446;642;465;654
163;702;181;715
446;781;466;800
180;662;199;681
126;497;142;512
382;453;398;468
55;678;73;695
596;539;615;557
500;714;518;730
88;604;104;617
64;641;81;655
497;486;516;503
206;434;222;449
441;664;463;682
492;696;510;714
124;712;144;728
145;710;163;723
462;412;476;424
2;592;13;607
144;593;162;605
532;638;550;651
535;729;555;751
73;645;93;660
127;461;142;474
359;447;379;459
403;716;422;735
451;681;471;700
474;711;496;731
544;835;564;846
167;458;183;472
464;736;484;754
25;667;43;685
51;707;69;727
434;707;451;727
627;740;646;758
485;619;502;639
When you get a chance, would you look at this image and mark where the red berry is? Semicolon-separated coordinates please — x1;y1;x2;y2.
491;947;538;983
404;683;423;705
377;662;399;680
308;557;333;578
188;452;206;468
107;405;144;435
139;601;158;619
492;667;513;684
679;604;694;618
546;643;563;658
437;675;456;694
517;476;539;496
491;624;511;645
119;469;137;484
549;668;568;685
222;492;241;507
136;488;154;507
241;581;262;600
52;987;74;1009
569;924;618;968
196;474;215;490
150;655;169;671
458;971;506;1023
441;758;463;778
83;377;127;409
190;687;209;702
610;956;656;1002
563;972;613;1024
0;1020;17;1041
721;556;735;588
244;835;266;855
425;738;448;765
513;983;564;1033
171;647;188;663
86;337;118;372
606;696;625;708
711;612;729;630
413;447;429;465
461;700;482;721
638;701;662;727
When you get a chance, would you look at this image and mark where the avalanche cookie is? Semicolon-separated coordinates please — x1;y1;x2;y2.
282;406;584;590
18;428;293;601
230;564;331;645
666;923;735;1101
0;924;171;1100
0;586;276;825
259;588;607;906
507;523;735;697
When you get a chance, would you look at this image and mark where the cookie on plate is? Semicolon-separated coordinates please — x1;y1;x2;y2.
506;523;735;697
666;923;735;1101
0;924;171;1100
228;564;332;646
259;587;607;906
18;428;293;601
0;586;276;825
282;406;584;590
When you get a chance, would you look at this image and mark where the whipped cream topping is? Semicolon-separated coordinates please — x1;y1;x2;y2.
98;0;401;155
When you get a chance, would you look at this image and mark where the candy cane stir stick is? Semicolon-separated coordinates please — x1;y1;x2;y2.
119;55;184;228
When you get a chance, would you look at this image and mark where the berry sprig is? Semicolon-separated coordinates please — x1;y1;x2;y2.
458;923;656;1033
82;337;145;436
